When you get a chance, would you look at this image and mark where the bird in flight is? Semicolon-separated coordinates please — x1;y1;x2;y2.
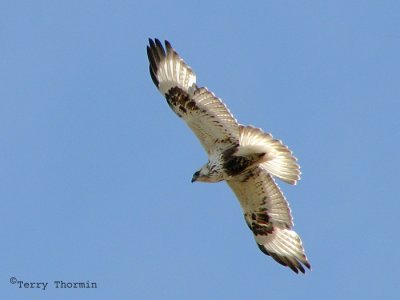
147;39;311;273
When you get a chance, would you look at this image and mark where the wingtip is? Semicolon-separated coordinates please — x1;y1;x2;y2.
165;40;172;49
155;38;163;48
148;38;155;47
148;38;171;50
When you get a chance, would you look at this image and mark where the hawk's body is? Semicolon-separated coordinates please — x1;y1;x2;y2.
147;39;310;273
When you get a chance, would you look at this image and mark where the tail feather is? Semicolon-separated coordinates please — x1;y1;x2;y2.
238;126;301;185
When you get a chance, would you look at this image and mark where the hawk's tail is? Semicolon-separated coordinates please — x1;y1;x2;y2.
147;39;197;96
237;126;300;185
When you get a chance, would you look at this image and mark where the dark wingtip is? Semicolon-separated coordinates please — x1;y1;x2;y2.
297;263;305;274
304;260;312;271
165;40;172;49
155;38;163;48
146;45;151;58
148;38;155;48
149;65;159;87
258;243;310;274
147;38;166;88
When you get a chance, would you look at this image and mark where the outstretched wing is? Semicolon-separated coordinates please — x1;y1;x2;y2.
227;166;310;273
147;39;239;154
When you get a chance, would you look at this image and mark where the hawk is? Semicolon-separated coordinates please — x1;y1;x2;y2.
147;39;311;273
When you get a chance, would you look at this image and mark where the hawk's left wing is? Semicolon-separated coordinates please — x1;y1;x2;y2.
227;166;310;273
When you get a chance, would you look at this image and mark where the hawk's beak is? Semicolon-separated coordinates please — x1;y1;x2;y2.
191;172;199;183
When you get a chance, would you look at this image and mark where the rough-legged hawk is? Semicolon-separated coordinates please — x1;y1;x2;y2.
147;39;311;273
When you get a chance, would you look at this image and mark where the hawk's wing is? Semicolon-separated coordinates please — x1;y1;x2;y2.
227;166;310;273
147;39;239;154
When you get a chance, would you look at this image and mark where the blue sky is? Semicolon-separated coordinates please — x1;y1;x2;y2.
1;1;399;299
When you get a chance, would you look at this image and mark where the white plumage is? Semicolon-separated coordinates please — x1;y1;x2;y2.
147;39;310;273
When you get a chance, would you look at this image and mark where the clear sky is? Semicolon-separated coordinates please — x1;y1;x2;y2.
1;1;399;299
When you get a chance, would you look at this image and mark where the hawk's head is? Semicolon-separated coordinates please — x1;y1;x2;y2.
191;163;224;183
